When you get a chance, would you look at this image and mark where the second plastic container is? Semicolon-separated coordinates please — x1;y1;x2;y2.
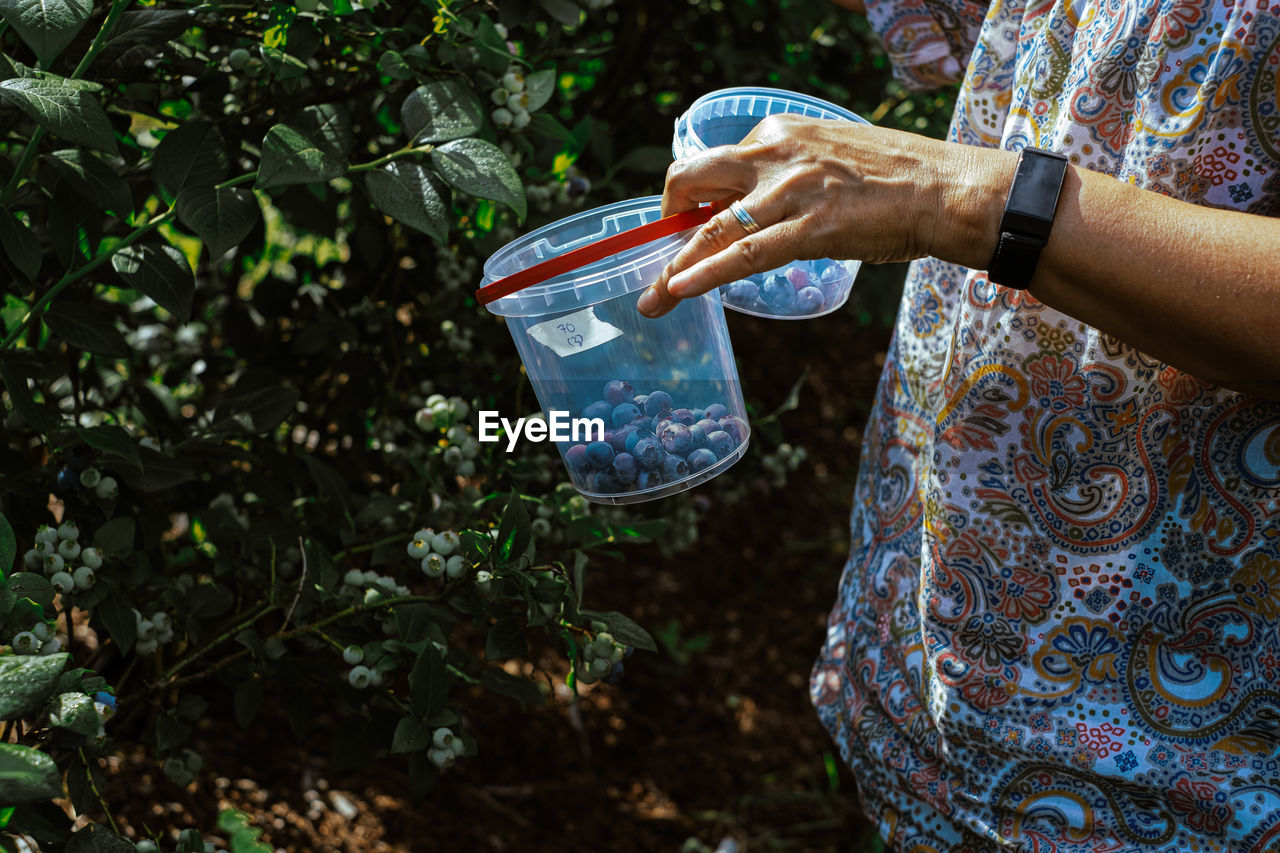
478;196;750;505
672;87;869;320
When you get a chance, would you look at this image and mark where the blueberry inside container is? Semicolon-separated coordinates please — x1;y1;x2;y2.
480;196;750;504
672;87;869;320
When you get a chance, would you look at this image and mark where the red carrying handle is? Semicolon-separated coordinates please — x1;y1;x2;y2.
475;203;721;306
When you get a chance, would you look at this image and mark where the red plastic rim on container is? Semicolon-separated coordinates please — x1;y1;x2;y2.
475;204;720;306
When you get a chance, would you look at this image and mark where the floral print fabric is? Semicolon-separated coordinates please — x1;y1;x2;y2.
811;0;1280;850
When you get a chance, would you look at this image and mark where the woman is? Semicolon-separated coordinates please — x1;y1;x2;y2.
638;0;1280;848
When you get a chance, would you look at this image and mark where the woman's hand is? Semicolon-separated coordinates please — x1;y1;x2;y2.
636;114;1011;318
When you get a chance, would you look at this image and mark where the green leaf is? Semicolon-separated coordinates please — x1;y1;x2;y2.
75;425;142;471
176;829;204;853
213;383;300;434
481;669;545;710
377;50;412;80
484;615;527;661
0;207;40;280
579;609;657;653
153;120;228;198
494;489;531;566
64;824;137;853
256;124;347;189
44;302;129;358
175;184;260;259
0;77;115;153
400;79;483;144
0;360;59;435
527;112;575;142
408;646;447;720
44;149;133;217
390;716;431;754
539;0;581;27
430;137;526;220
0;0;93;66
0;511;14;578
97;584;136;655
49;692;98;737
364;161;448;241
0;744;61;805
260;46;307;81
296;103;354;158
93;517;135;557
522;69;556;112
6;572;54;610
98;9;193;70
154;711;190;751
0;653;67;719
111;242;194;322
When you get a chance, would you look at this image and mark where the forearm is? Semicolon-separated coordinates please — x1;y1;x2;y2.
941;148;1280;398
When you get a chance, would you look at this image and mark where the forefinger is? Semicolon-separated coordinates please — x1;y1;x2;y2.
660;146;759;217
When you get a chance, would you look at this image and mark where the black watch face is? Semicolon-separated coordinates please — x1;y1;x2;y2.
1007;153;1066;220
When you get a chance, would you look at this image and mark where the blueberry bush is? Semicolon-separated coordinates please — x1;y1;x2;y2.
0;0;950;848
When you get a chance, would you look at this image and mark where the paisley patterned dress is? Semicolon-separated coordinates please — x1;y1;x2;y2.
809;0;1280;849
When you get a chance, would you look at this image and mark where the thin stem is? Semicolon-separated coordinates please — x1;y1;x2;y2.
155;600;281;684
347;144;433;173
77;749;119;834
332;532;406;561
0;208;177;351
137;593;448;699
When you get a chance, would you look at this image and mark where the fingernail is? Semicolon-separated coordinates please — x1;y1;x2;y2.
636;287;659;316
668;274;690;297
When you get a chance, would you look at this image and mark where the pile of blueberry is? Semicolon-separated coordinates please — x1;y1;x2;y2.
576;623;630;686
563;379;748;495
720;259;851;317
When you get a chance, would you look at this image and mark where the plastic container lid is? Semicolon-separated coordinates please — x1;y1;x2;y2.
673;86;869;158
479;197;710;318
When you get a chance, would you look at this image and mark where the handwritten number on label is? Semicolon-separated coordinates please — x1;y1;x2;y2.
557;322;584;348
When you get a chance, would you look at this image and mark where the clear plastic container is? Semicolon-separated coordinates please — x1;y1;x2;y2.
672;87;868;320
480;196;750;505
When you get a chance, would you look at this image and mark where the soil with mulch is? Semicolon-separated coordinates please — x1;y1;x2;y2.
100;276;900;853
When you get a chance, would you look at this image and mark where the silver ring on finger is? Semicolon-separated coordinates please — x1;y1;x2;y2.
728;200;762;235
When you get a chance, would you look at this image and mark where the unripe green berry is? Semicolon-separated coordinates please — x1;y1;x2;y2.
445;555;465;579
79;467;102;488
407;538;431;560
12;631;39;654
73;565;96;590
343;568;364;586
414;408;436;431
343;645;363;665
50;571;74;594
589;656;610;677
433;530;460;555
427;746;455;769
94;476;118;500
58;539;81;561
491;107;514;128
23;548;42;570
81;546;104;570
44;553;65;575
31;622;51;641
58;520;79;541
228;47;250;69
432;727;455;748
491;86;510;105
35;525;58;546
348;665;372;689
531;518;551;537
511;109;531;131
501;70;524;92
421;553;446;578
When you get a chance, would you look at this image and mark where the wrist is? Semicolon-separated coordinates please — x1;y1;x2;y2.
931;144;1019;270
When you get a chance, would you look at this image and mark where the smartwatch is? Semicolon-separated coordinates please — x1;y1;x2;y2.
985;147;1069;291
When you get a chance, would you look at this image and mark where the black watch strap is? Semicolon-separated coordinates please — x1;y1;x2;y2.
987;231;1047;291
986;147;1068;291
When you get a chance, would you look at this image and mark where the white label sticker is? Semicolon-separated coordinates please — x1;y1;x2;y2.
527;306;623;357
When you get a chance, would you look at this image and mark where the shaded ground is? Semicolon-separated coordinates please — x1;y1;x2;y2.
102;272;901;852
